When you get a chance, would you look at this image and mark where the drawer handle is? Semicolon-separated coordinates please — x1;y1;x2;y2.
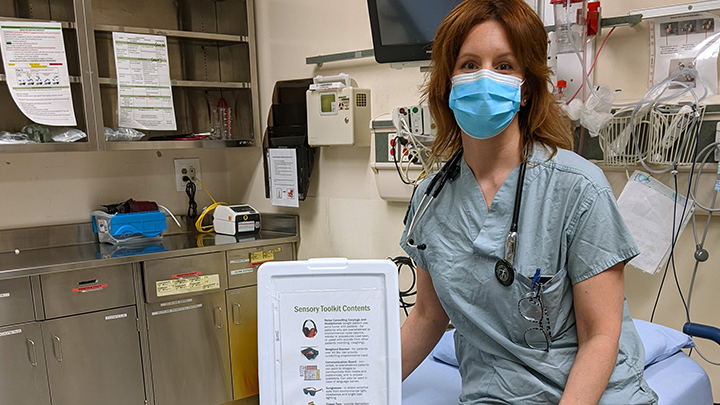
214;306;223;329
52;335;63;362
78;279;99;286
232;303;242;325
27;338;37;366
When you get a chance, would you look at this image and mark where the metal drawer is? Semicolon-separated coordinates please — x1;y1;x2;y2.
144;252;227;303
0;277;35;327
226;243;294;288
41;265;135;319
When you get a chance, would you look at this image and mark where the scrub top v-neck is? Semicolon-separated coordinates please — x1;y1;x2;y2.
400;143;658;405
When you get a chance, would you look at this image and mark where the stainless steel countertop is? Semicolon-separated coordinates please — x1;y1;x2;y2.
0;214;299;279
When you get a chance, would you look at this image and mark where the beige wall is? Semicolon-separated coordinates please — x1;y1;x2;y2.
1;0;720;400
0;149;230;230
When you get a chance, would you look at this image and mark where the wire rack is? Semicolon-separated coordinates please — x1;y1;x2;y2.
599;104;704;166
599;108;651;166
646;105;705;166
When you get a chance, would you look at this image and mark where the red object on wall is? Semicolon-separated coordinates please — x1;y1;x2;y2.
587;2;600;36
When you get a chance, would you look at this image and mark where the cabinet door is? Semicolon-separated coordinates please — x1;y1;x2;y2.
227;286;258;399
0;277;35;327
0;323;51;405
42;306;146;405
147;292;232;405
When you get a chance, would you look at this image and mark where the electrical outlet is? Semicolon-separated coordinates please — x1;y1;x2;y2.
174;158;202;192
388;134;410;162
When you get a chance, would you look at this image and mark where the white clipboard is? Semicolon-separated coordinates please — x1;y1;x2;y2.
257;258;401;405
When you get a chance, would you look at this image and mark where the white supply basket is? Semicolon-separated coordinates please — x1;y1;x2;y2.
599;108;651;166
646;104;705;166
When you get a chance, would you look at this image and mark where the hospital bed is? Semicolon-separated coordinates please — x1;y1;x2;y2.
402;320;713;405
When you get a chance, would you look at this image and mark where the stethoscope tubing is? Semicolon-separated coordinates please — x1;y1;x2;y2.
405;150;463;250
405;149;527;270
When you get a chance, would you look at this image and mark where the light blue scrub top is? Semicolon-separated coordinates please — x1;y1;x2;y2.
401;144;658;404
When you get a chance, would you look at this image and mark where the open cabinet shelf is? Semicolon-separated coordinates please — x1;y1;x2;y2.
0;0;260;153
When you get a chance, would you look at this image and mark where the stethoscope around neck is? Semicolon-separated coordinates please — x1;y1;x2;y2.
404;149;528;287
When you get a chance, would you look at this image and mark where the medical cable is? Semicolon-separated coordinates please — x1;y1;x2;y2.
689;196;715;309
685;209;720;366
392;135;413;185
690;141;720;211
649;114;701;322
644;127;720;366
157;204;182;228
392;116;437;186
650;170;692;323
185;180;198;219
391;256;417;317
189;176;227;233
685;151;720;365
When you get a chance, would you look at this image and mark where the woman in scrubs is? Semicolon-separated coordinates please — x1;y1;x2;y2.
399;0;658;404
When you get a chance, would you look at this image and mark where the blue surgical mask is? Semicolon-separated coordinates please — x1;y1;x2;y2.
448;69;523;139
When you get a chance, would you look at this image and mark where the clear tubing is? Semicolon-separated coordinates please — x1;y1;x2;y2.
691;141;720;211
630;69;706;174
566;0;711;109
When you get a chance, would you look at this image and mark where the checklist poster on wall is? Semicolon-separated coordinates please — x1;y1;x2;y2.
112;32;176;130
0;21;77;126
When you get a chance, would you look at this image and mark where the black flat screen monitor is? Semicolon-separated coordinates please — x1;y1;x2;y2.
367;0;462;64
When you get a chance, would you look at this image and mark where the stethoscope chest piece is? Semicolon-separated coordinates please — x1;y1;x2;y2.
495;259;514;286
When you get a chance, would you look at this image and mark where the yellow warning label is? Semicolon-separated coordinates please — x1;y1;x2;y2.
249;247;282;265
156;274;220;297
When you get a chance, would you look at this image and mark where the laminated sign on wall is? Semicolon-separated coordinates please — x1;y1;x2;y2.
112;32;176;130
257;259;401;405
0;21;76;126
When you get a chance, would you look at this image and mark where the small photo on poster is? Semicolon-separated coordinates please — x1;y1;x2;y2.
661;22;678;37
299;365;321;381
700;18;715;33
301;347;319;360
302;319;318;338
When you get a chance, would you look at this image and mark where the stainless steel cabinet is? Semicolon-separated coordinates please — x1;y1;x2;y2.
42;305;145;405
144;252;232;405
41;264;136;319
224;243;293;401
0;322;52;405
146;293;232;405
227;285;258;400
0;277;36;326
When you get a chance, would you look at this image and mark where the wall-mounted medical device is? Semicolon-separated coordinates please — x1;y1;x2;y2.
213;204;261;236
306;74;371;147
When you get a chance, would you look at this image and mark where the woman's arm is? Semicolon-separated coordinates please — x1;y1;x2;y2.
401;265;450;380
559;262;625;405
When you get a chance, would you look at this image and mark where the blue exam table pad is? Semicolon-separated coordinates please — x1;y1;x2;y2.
402;322;712;405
